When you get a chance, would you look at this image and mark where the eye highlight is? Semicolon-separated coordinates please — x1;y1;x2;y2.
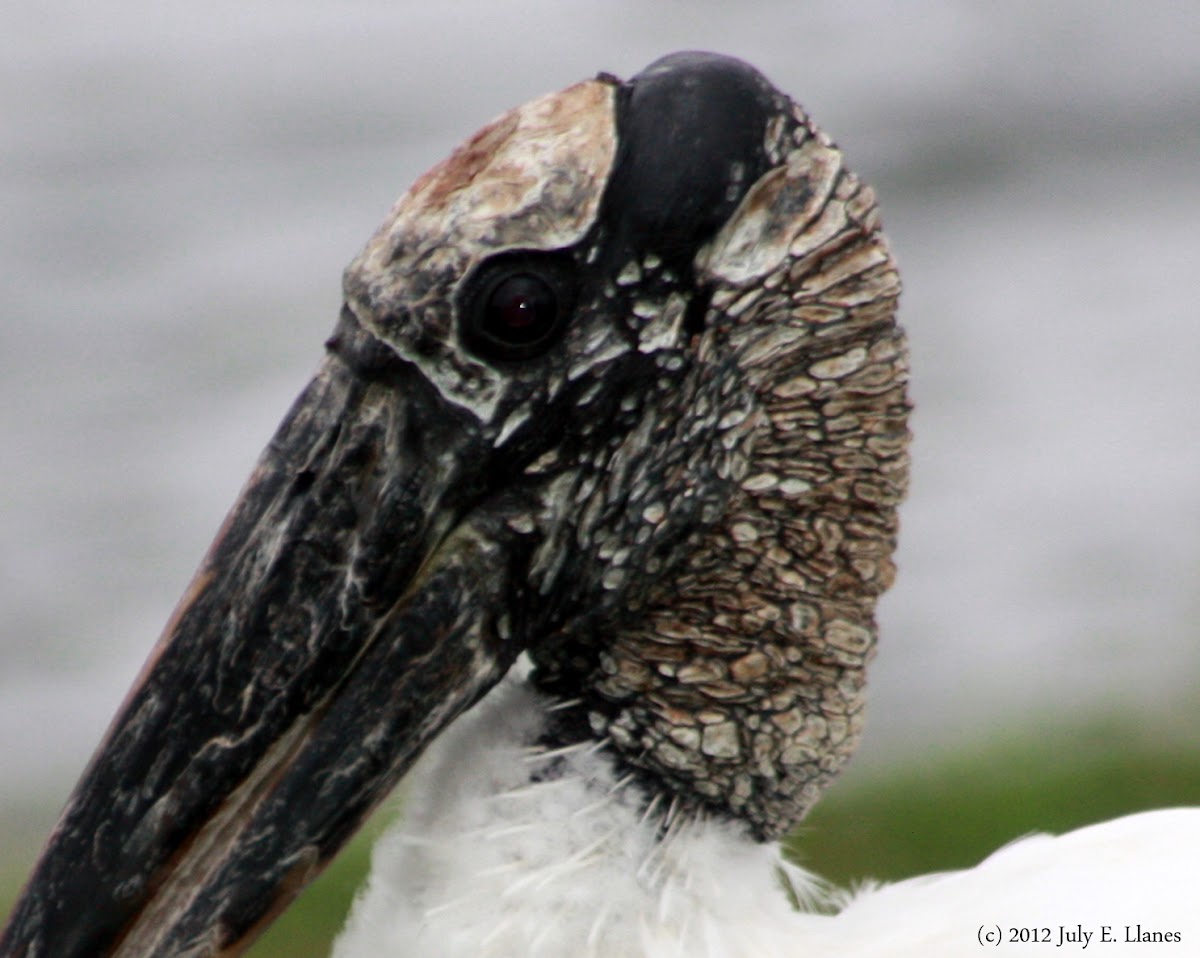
461;253;575;360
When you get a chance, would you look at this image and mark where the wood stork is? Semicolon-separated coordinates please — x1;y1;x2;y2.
2;51;1196;958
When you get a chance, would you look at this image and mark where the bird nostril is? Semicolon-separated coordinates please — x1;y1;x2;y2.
683;286;713;338
293;470;317;495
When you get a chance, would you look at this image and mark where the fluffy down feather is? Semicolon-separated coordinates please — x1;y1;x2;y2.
334;667;1200;957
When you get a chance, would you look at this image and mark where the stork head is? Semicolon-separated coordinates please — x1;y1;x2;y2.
1;52;908;958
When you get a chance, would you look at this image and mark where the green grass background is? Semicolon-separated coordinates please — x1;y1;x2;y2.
2;712;1196;958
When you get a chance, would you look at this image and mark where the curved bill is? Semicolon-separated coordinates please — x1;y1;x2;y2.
0;311;527;958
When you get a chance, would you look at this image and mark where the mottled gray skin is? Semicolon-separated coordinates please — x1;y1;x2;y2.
344;74;909;839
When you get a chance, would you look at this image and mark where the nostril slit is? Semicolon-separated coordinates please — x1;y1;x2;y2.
293;469;317;494
683;286;712;337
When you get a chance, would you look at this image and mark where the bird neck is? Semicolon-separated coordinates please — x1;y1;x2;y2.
333;668;834;958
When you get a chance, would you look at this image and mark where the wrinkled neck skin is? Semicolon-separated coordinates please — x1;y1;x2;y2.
530;127;909;841
333;667;835;958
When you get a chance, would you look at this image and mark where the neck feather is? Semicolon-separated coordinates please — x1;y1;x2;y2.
333;667;837;958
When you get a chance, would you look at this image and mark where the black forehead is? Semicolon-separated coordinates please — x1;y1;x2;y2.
601;52;783;269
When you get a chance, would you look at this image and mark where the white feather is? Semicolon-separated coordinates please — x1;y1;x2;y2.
333;668;1200;957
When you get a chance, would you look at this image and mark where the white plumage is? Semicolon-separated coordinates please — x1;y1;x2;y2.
334;665;1200;957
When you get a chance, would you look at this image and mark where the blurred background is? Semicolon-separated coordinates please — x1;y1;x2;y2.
3;1;1198;953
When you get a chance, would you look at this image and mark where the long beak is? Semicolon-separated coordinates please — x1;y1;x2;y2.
1;310;526;958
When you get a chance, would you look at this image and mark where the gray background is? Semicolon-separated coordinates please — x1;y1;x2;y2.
3;0;1198;851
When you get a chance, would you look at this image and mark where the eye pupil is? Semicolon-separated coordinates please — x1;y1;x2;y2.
485;274;556;343
501;298;534;328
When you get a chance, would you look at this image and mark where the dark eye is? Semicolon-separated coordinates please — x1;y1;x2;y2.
461;254;574;360
483;273;557;344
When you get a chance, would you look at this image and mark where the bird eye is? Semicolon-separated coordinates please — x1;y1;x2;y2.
461;254;574;360
484;273;557;344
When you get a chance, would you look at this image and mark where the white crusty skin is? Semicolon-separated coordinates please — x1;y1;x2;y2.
344;79;619;422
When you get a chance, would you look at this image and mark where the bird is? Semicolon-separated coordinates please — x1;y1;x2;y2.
2;50;1196;958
